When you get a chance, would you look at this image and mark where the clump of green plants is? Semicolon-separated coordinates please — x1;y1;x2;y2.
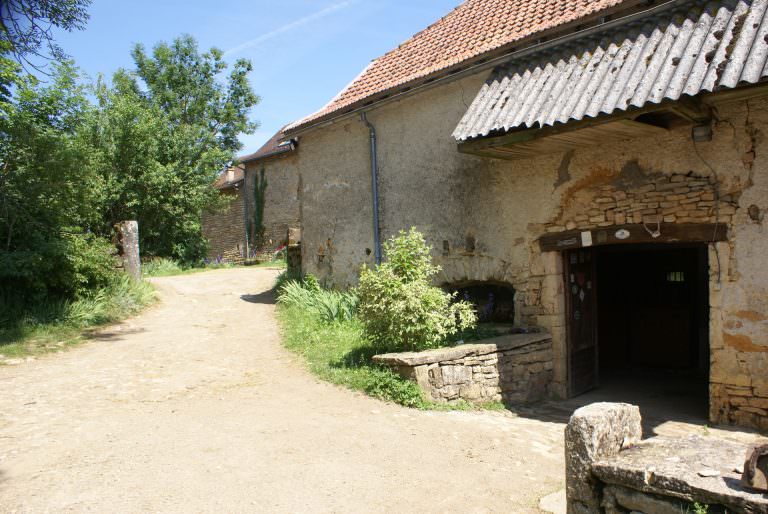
277;274;358;324
357;228;477;352
273;229;501;409
0;275;156;358
275;273;423;407
690;502;709;514
277;303;425;407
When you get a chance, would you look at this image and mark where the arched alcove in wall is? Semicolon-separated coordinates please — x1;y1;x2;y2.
443;281;516;324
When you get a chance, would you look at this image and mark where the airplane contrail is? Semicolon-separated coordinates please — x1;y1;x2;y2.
224;1;358;57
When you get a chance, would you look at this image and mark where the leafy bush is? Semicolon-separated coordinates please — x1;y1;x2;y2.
357;228;477;351
64;232;121;297
277;274;358;324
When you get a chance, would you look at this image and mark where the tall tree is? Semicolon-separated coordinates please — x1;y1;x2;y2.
93;35;259;262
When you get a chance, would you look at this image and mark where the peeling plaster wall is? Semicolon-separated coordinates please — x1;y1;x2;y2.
293;71;768;429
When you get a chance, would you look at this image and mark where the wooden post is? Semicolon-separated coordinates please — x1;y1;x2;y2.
118;221;141;281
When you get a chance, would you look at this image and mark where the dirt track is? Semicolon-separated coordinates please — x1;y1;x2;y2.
0;267;567;513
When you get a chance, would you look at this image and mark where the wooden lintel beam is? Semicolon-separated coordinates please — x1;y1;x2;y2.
668;97;711;124
538;223;728;252
457;101;677;154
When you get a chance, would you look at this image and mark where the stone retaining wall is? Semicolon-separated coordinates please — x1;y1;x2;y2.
373;332;552;404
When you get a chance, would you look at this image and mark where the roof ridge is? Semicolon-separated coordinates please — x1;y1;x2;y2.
285;0;639;134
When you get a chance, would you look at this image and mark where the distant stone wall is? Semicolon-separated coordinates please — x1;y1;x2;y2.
373;332;553;404
202;189;246;262
244;154;300;251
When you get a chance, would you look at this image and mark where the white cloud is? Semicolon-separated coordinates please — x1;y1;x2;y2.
224;1;358;57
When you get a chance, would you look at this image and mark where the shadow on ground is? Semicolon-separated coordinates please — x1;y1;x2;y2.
503;371;761;438
240;291;276;305
85;326;147;341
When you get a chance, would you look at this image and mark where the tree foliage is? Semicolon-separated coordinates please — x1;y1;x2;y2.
0;61;116;301
92;35;259;262
0;0;91;73
0;28;260;306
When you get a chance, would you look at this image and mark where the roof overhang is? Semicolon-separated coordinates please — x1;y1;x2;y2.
216;179;244;192
458;98;710;160
240;139;297;165
455;0;768;159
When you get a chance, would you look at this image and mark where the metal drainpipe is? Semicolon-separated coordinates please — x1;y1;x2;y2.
360;112;382;264
241;180;250;259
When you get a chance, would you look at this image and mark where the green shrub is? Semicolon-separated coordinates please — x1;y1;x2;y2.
0;230;120;304
357;228;477;352
277;274;358;324
64;232;121;297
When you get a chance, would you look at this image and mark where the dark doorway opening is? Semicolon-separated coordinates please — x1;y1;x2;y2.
566;244;710;424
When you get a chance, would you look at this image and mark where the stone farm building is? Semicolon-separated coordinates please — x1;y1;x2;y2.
279;0;768;431
202;131;300;261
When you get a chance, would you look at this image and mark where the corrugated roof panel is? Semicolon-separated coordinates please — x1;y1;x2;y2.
454;0;768;142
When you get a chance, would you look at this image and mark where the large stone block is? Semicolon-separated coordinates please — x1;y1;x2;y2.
441;365;471;385
565;403;642;514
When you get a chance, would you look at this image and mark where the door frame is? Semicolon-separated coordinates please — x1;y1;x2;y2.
564;247;599;397
563;241;712;399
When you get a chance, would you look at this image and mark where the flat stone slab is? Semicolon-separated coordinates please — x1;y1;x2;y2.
593;435;768;513
372;332;552;367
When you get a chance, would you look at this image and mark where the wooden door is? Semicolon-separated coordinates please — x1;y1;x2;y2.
565;248;598;396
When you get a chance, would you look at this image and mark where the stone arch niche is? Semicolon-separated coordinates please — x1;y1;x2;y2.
444;280;517;324
438;254;528;327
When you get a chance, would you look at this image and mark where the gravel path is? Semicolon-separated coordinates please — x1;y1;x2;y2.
0;268;566;513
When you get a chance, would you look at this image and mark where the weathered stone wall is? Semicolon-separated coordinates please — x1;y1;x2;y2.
202;189;246;262
566;402;768;514
292;68;768;428
243;154;301;252
373;333;553;404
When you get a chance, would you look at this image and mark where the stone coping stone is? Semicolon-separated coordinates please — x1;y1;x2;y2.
372;332;552;367
592;435;768;513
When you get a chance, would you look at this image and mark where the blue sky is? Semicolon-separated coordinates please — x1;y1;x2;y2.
56;0;461;155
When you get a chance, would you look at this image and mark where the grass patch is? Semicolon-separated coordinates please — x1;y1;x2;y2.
142;257;243;277
249;259;287;268
0;276;157;360
276;304;505;411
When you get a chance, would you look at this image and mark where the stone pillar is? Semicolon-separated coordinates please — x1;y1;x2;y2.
287;227;301;276
565;402;642;514
117;220;141;281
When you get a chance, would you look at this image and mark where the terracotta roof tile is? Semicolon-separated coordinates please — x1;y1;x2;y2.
286;0;633;132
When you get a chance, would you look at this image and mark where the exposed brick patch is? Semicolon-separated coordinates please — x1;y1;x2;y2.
549;166;737;232
202;190;246;263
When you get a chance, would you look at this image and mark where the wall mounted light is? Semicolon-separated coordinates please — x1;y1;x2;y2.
692;124;713;142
